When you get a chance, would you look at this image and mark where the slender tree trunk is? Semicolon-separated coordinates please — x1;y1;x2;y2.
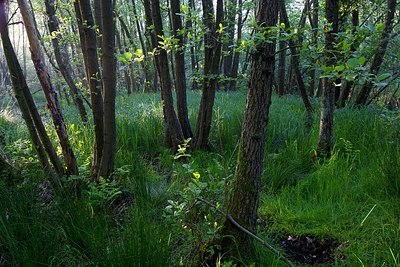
131;0;152;92
316;0;339;158
195;0;223;149
144;0;184;150
338;8;359;108
186;0;199;90
75;0;104;178
355;0;396;105
280;0;313;125
222;0;237;90
309;0;318;97
230;0;245;91
277;10;287;96
98;0;117;178
18;0;78;175
0;4;63;190
222;0;279;263
45;0;88;124
170;0;193;139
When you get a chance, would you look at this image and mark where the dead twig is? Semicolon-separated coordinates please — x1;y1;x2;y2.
195;197;296;267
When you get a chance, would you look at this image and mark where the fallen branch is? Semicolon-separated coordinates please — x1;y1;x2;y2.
196;197;296;267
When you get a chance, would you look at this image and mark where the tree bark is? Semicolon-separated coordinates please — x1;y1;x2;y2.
97;0;117;178
0;3;63;190
45;0;88;124
18;0;78;176
277;11;287;96
75;0;104;178
279;0;313;127
309;0;318;97
144;0;184;150
170;0;193;140
355;0;396;105
222;0;278;263
195;0;223;149
230;0;245;91
316;0;339;158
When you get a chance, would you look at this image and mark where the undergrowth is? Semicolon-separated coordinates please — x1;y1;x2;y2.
0;91;399;266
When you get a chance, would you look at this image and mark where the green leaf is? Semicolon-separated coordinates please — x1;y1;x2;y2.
377;73;391;82
181;4;188;13
346;58;360;69
124;52;132;61
359;56;367;66
335;65;345;72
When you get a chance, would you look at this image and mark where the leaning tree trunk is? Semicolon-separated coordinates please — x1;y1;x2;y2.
221;0;237;91
44;0;87;124
74;0;104;178
145;0;184;150
355;0;396;106
316;0;339;158
98;0;117;178
0;3;63;191
195;0;223;150
280;0;313;129
18;0;78;176
222;0;279;264
170;0;193;139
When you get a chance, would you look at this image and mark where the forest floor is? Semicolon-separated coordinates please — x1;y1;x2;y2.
0;90;399;266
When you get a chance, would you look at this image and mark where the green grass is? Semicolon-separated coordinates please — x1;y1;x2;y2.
1;90;399;266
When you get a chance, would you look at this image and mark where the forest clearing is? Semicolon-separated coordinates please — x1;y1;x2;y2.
0;0;399;266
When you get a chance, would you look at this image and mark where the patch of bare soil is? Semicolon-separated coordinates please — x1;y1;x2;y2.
280;234;345;265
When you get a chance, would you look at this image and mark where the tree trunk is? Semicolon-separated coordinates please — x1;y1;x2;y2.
277;10;287;96
280;0;313;126
355;0;396;105
98;0;117;178
75;0;104;178
222;0;237;91
309;0;318;97
170;0;193;140
195;0;223;149
230;0;245;91
186;0;199;90
0;5;63;190
337;8;359;108
18;0;78;176
316;0;339;158
222;0;279;263
45;0;88;124
144;0;184;150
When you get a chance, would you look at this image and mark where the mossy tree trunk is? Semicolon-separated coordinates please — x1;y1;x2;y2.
222;0;278;264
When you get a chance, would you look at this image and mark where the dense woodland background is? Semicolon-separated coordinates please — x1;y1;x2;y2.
0;0;399;266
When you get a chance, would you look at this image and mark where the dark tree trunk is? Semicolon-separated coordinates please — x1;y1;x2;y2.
170;0;193;139
186;0;199;90
355;0;396;105
277;10;287;96
144;0;184;150
75;0;104;178
18;0;78;176
98;0;117;178
316;0;339;158
45;0;88;124
131;0;152;92
309;0;318;97
195;0;223;149
222;0;279;263
280;0;313;124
